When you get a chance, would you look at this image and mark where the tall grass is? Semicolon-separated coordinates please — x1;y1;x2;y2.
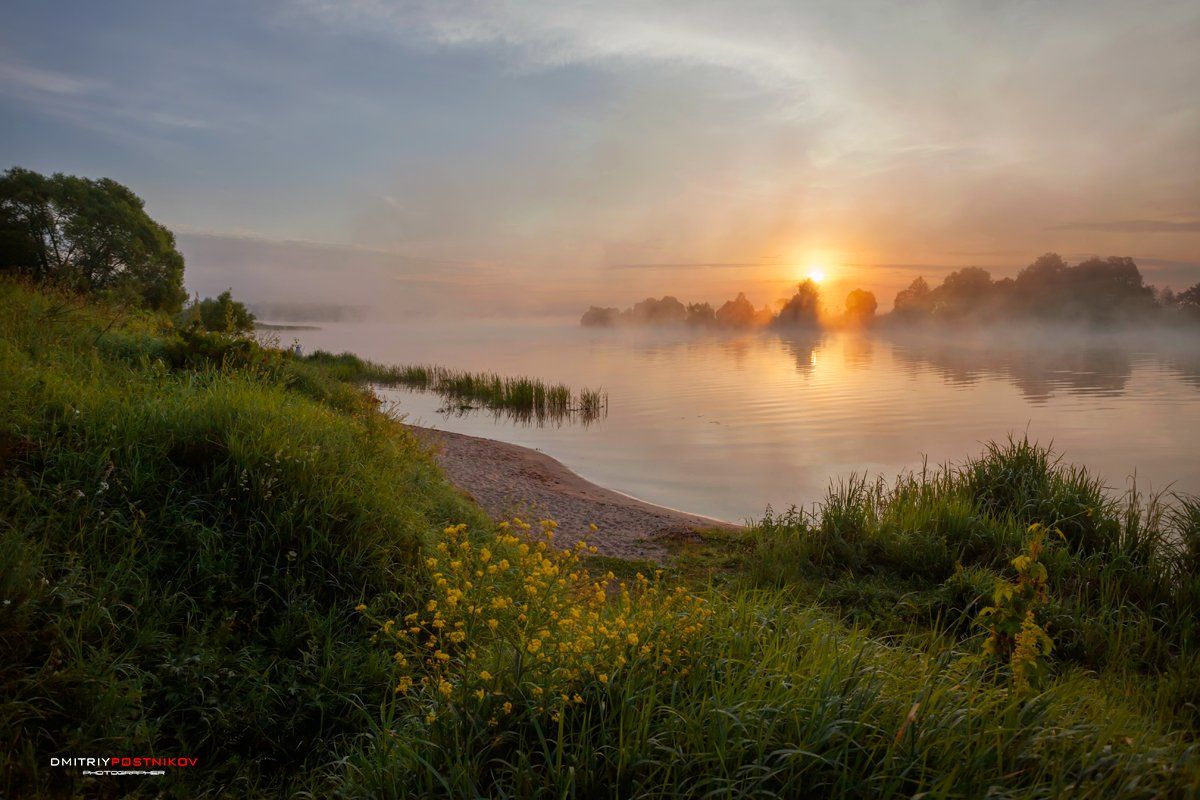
342;594;1199;798
738;436;1200;729
336;518;1200;798
0;282;486;796
301;351;609;425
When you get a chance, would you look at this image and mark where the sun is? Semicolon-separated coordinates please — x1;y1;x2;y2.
806;266;827;284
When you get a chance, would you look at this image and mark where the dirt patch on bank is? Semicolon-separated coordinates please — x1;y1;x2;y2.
409;426;741;562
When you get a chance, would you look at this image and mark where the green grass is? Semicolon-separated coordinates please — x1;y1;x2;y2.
726;437;1200;730
1;280;1198;798
0;281;487;797
300;351;609;425
345;594;1199;798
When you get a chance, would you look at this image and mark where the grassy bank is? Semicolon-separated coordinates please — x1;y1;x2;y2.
1;280;1198;797
0;282;487;796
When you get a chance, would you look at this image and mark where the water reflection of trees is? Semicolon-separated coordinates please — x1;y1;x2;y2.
840;335;875;369
774;332;826;375
892;342;1129;402
1159;349;1200;391
881;329;1200;402
624;326;1200;402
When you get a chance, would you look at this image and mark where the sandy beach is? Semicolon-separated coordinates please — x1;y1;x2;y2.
409;426;741;562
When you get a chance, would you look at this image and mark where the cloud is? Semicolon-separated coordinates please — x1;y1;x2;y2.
0;59;97;95
291;1;1200;257
0;54;221;144
292;1;819;90
609;262;770;270
1050;220;1200;234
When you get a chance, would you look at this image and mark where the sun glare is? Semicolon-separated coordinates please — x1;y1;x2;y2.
806;266;826;284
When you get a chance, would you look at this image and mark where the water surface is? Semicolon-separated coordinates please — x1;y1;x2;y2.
286;321;1200;522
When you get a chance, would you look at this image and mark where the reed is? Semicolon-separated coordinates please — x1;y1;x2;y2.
302;350;609;424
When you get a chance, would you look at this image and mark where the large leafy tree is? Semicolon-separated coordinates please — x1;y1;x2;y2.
0;167;186;312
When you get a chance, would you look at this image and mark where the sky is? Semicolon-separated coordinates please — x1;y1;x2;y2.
2;0;1198;317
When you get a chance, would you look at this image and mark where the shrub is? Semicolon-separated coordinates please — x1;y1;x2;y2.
978;524;1059;691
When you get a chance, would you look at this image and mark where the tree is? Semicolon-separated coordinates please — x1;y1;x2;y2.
928;267;994;320
892;277;931;321
843;288;878;325
580;306;619;326
773;279;821;327
1176;283;1200;317
686;302;716;326
0;167;186;312
1063;257;1156;320
181;290;256;334
715;292;758;327
621;296;687;325
1015;253;1068;291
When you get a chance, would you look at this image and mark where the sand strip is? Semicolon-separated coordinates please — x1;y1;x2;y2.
409;426;741;562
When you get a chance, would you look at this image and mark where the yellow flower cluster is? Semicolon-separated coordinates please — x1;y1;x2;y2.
361;518;711;723
978;523;1059;692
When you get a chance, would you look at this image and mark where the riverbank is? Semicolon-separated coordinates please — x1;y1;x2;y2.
6;280;1199;798
409;426;740;562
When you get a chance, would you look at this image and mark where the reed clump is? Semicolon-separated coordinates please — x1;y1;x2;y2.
302;351;608;424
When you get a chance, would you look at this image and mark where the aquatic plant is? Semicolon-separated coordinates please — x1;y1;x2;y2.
301;351;609;425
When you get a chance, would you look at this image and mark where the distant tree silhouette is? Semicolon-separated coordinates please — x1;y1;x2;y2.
892;277;932;321
715;292;757;327
686;302;716;326
1176;283;1200;318
581;306;620;326
931;267;994;320
620;296;687;325
1011;254;1156;321
843;289;878;325
1013;252;1068;317
578;254;1189;329
774;279;821;327
1063;257;1156;320
885;254;1164;325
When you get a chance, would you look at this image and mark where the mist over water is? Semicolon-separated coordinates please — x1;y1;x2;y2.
287;320;1200;522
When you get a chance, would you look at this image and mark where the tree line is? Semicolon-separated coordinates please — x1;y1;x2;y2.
582;255;1200;329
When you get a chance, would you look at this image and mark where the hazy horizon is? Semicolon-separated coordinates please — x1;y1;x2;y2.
3;1;1198;316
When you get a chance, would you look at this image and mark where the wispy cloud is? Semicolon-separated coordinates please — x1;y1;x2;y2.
609;262;772;270
0;59;98;95
0;54;222;144
1050;220;1200;234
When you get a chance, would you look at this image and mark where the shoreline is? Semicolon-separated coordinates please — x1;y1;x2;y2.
408;425;741;562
